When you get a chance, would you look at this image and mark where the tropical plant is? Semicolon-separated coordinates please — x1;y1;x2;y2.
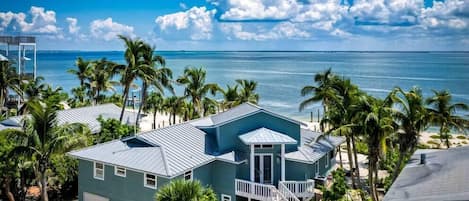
180;100;199;122
154;180;217;201
135;44;172;127
5;100;90;201
94;117;137;144
143;92;164;129
67;57;91;88
236;79;259;104
322;168;348;201
426;90;468;148
0;60;20;110
299;68;337;113
176;67;220;117
87;58;118;104
389;86;428;182
221;84;239;110
163;96;184;125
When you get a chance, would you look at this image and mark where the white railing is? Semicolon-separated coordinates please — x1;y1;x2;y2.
278;182;300;201
279;180;315;199
235;179;286;201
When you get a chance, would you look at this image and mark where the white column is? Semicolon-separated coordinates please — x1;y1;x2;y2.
250;144;255;182
281;144;285;181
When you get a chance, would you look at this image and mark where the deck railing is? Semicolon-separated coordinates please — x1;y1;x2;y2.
235;179;286;201
279;180;315;199
278;182;300;201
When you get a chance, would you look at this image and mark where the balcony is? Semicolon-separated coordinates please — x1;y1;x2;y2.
235;179;315;201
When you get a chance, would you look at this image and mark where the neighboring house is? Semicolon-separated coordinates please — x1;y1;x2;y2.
68;103;344;201
0;103;138;133
384;146;469;201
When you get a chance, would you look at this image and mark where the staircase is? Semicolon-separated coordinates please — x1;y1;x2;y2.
235;179;315;201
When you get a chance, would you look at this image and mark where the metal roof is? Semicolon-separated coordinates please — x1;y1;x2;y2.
384;146;469;201
239;127;297;145
0;104;137;133
285;129;345;164
189;102;303;127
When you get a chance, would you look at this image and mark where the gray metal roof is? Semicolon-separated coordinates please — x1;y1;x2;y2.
384;146;469;201
189;102;303;127
285;129;345;164
69;123;217;177
239;127;297;145
0;104;137;133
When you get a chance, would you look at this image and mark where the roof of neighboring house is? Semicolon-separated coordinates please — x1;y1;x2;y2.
189;102;303;127
383;146;469;201
239;127;297;145
0;104;138;133
69;123;219;177
285;129;345;164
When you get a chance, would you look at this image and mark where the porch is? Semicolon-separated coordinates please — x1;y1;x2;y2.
235;179;315;201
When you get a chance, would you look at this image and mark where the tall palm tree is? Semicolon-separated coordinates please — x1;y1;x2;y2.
390;86;428;182
299;68;337;113
176;67;219;117
0;60;20;110
155;180;217;201
67;57;91;88
426;90;468;148
236;79;259;104
143;92;164;129
135;44;172;127
117;35;146;122
180;100;199;121
163;96;184;125
88;58;118;104
6;100;89;201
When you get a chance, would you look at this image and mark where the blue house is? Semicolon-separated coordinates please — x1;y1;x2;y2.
69;103;344;201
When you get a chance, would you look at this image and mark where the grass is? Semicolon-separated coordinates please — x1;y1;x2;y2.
463;141;468;144
457;135;466;140
430;134;453;139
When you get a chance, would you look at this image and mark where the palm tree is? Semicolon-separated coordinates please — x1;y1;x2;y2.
143;92;164;129
88;58;118;104
236;79;259;104
299;68;337;113
67;57;91;88
163;96;184;125
6;100;89;201
180;100;199;121
390;86;428;182
154;180;217;201
117;35;147;122
355;95;396;201
176;67;220;117
221;84;239;110
426;90;468;148
135;44;172;127
0;60;20;110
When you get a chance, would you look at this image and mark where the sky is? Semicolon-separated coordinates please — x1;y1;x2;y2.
1;0;468;51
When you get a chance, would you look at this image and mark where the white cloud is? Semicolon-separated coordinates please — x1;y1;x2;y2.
90;18;135;41
66;17;80;34
420;0;469;31
293;0;348;31
0;6;59;34
220;22;309;40
155;7;216;40
219;0;300;20
179;2;188;9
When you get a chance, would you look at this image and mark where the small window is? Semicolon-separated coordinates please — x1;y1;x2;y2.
115;166;126;177
221;194;231;201
254;144;273;149
184;170;193;181
144;173;157;189
94;162;104;180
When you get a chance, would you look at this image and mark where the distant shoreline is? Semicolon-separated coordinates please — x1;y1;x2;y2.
30;50;469;53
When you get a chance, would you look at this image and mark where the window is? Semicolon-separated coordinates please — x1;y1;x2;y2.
184;170;192;181
94;162;104;180
144;173;157;189
115;166;126;177
221;194;231;201
254;144;273;149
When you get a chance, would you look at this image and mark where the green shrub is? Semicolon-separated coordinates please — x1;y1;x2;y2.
427;140;440;145
462;141;468;144
457;135;466;140
322;168;348;201
430;135;440;139
355;141;368;155
417;143;431;149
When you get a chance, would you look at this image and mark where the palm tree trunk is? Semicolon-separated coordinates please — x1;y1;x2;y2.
153;110;157;129
3;176;15;201
40;171;48;201
369;160;378;201
119;85;130;122
391;150;405;182
346;137;356;189
338;146;343;168
351;134;362;189
136;82;148;128
96;89;100;105
173;112;176;125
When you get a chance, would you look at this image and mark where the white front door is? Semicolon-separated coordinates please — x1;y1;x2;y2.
254;154;273;184
83;192;109;201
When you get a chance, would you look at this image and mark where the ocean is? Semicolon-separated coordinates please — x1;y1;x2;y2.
23;51;469;121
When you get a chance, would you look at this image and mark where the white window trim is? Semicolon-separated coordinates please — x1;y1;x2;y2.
254;144;273;149
221;194;232;201
144;173;157;189
325;152;330;168
114;166;126;177
183;170;193;181
93;162;104;180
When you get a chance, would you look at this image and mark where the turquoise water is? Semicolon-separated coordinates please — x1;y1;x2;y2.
20;51;469;121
